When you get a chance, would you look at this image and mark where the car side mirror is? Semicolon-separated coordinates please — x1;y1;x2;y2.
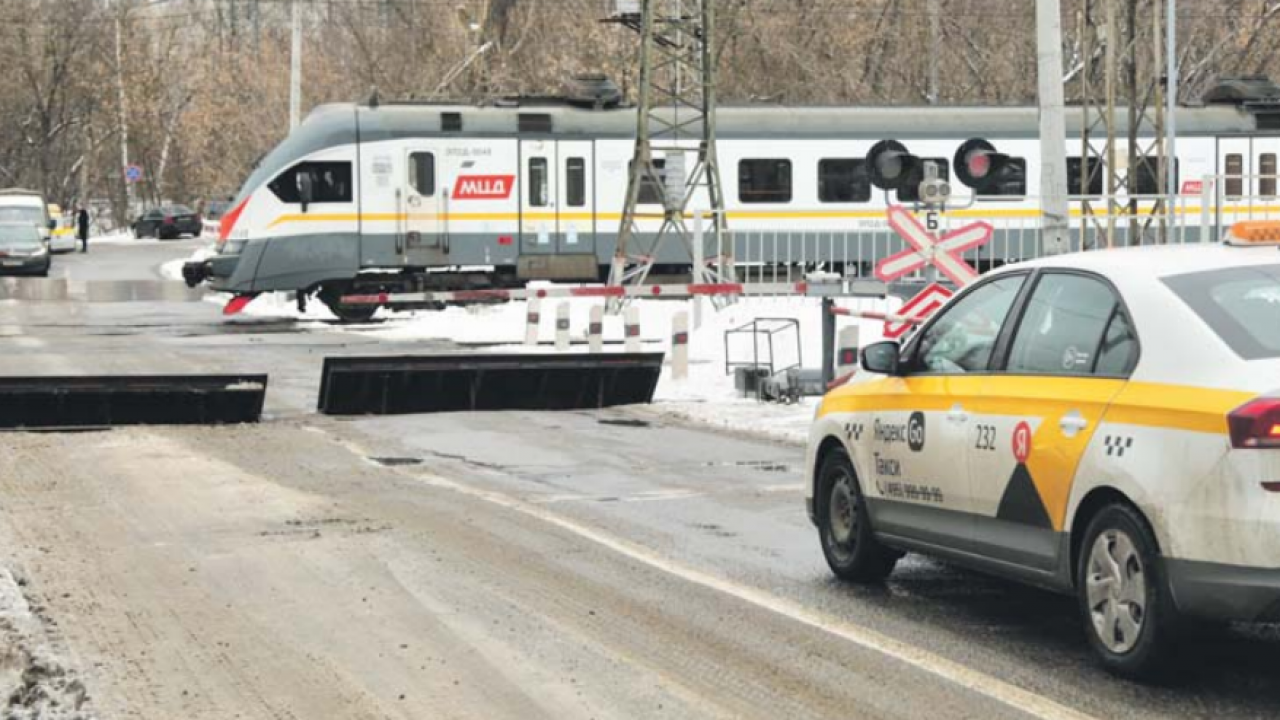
296;171;314;213
47;219;56;230
861;341;902;376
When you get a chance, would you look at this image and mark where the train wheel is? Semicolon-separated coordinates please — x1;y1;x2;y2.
318;283;378;323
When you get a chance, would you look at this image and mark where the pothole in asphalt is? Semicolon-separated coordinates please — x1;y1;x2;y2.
597;418;651;428
368;456;424;467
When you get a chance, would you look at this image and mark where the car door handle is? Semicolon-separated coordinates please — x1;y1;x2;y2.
1060;412;1088;435
947;404;969;423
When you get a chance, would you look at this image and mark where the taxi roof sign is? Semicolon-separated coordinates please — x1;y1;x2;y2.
1227;220;1280;245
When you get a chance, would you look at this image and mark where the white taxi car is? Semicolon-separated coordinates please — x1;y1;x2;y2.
806;223;1280;678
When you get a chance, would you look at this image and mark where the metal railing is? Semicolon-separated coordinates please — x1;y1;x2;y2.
719;175;1280;287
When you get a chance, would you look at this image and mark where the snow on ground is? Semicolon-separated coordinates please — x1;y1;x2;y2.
0;565;93;719
168;246;899;445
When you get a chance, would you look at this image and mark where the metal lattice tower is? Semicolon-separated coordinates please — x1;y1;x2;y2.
1078;0;1167;248
604;0;731;303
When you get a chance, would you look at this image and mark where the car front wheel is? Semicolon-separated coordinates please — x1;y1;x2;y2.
816;446;898;582
1078;503;1180;680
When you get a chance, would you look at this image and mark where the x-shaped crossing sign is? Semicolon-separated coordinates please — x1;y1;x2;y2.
875;206;994;287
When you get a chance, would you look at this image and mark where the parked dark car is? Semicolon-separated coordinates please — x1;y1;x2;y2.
0;222;51;276
132;205;202;240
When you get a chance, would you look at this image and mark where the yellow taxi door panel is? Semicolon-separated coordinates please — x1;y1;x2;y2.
966;271;1139;572
968;377;1126;569
847;376;984;547
848;272;1031;548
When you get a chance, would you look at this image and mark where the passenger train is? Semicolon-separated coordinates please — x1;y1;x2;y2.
184;84;1280;320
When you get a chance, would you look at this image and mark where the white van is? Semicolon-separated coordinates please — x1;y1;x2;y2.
0;189;56;251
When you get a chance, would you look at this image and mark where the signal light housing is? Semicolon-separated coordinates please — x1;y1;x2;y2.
954;138;1011;190
1228;398;1280;449
867;139;920;191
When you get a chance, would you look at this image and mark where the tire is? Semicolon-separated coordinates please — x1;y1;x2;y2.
1077;503;1180;680
815;446;898;582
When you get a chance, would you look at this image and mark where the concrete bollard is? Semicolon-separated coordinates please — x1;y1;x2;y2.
588;305;604;354
835;325;861;379
524;298;541;347
555;302;570;351
671;310;689;381
624;306;641;353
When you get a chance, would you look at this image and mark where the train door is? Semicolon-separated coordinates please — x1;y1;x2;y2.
520;139;557;255
557;141;596;255
403;145;447;265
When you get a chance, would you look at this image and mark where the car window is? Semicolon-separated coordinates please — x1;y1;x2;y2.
1163;264;1280;360
912;275;1025;374
1095;308;1139;376
1005;273;1124;376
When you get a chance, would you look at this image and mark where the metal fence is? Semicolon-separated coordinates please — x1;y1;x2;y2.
722;175;1280;286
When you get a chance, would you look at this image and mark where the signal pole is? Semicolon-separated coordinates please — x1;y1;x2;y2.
604;0;731;303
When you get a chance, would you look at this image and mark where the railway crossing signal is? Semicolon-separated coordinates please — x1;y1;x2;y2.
884;283;952;340
954;138;1014;191
875;206;993;287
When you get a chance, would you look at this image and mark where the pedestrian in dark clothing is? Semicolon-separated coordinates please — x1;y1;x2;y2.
76;207;90;253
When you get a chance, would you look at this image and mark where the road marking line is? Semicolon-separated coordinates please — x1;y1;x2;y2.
409;471;1096;720
323;428;1093;720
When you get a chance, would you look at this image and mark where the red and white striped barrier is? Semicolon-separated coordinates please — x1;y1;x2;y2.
829;307;926;326
341;281;823;307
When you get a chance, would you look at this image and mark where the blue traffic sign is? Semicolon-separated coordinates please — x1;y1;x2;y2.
124;164;144;183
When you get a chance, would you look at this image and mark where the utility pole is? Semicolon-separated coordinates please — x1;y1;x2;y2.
1165;0;1177;234
112;0;133;220
1036;0;1070;254
604;0;731;303
1079;0;1166;248
290;0;302;130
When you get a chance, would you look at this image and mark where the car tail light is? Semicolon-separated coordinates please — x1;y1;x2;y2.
1228;398;1280;449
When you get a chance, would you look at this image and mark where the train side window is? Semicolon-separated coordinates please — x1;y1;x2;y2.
629;159;666;205
1260;154;1276;198
409;152;435;197
528;157;549;207
975;157;1027;198
739;159;792;204
566;158;586;208
896;158;948;203
268;161;352;204
1067;157;1103;196
1225;154;1244;197
1133;157;1179;196
818;159;870;203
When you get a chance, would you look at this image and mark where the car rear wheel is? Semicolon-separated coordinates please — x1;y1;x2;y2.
816;446;898;582
1077;503;1179;680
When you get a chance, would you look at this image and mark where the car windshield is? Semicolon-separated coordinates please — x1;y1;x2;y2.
0;223;42;249
0;206;43;225
163;205;192;215
1163;263;1280;360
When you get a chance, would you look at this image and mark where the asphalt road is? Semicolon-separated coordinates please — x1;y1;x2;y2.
1;241;1279;719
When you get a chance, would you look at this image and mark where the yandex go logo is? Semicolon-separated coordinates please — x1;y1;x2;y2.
452;175;515;200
